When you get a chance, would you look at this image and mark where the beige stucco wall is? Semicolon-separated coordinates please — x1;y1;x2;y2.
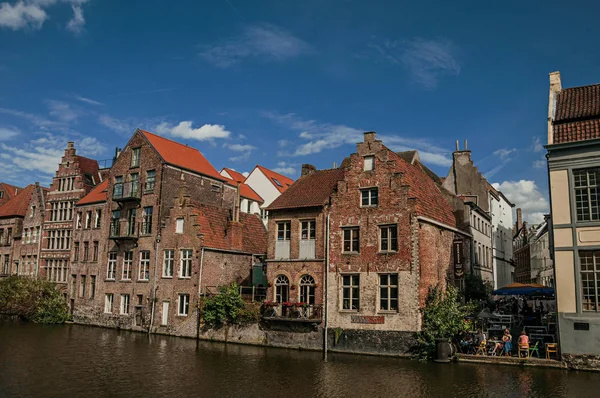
550;170;571;225
577;227;600;246
555;250;576;313
554;228;574;248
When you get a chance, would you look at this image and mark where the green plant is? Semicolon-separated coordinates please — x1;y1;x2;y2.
464;273;494;308
237;302;261;324
0;276;69;324
417;284;475;360
333;327;343;345
201;283;245;326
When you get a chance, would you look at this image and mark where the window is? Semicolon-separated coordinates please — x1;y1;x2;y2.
120;294;130;315
277;221;291;241
94;210;102;228
83;241;89;261
73;242;80;261
145;170;156;192
104;293;113;313
342;274;360;310
137;294;143;306
90;276;96;299
301;220;315;240
31;205;36;218
80;275;87;298
574;168;600;221
139;251;150;281
122;251;133;280
180;249;192;278
175;218;184;234
272;178;283;188
111;210;120;236
76;212;82;229
0;191;3;198
363;155;374;171
93;241;99;262
299;274;315;305
107;252;117;280
581;251;600;311
380;225;398;252
379;274;398;311
34;227;39;243
130;173;139;196
343;227;360;253
361;188;378;207
141;207;153;234
275;275;289;303
85;211;92;229
211;184;221;192
131;147;140;168
178;294;190;316
163;250;174;277
127;208;136;236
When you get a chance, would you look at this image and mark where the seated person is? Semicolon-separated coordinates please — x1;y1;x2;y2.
518;330;529;349
476;330;487;346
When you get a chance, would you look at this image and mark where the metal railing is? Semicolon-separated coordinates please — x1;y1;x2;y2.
112;181;140;201
275;241;290;259
262;304;323;321
109;221;138;239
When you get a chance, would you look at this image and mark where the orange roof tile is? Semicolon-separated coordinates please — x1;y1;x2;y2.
267;168;344;210
255;165;294;193
222;168;246;183
223;179;263;203
77;179;108;206
0;184;36;218
0;182;21;199
140;130;226;181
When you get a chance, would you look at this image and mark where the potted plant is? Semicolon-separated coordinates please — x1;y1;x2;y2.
263;300;279;307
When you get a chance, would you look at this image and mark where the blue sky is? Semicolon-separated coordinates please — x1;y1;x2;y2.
1;0;599;223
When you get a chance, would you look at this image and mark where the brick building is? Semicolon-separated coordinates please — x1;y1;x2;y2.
220;168;264;215
0;183;21;207
327;132;462;339
513;208;532;283
0;183;47;277
40;142;100;287
265;165;345;321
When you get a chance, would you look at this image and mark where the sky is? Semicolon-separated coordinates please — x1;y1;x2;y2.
1;0;600;223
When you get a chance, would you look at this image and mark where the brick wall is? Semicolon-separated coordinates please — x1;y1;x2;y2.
11;185;46;277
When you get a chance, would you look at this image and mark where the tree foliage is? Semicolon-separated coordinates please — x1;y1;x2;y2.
201;283;246;326
417;284;475;360
0;276;70;324
464;273;494;308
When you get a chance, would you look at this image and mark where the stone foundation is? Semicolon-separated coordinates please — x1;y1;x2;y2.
562;354;600;371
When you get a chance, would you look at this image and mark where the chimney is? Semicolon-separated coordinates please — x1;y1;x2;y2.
301;164;317;176
455;140;459;151
464;139;468;151
228;186;243;251
67;141;74;149
516;208;523;230
113;147;122;165
548;71;562;145
363;131;376;143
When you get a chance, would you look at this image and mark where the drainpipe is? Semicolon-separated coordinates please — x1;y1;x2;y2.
323;213;330;362
149;233;160;334
196;246;205;340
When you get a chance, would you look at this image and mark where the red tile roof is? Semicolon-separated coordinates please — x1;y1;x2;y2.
267;168;345;210
222;168;246;183
256;165;294;193
0;183;21;199
77;179;108;206
140;130;226;181
0;184;36;218
553;83;600;144
193;204;267;253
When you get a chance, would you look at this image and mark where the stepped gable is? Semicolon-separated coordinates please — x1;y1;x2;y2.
267;168;345;210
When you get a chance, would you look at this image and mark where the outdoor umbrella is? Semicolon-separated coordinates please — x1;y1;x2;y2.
492;283;554;297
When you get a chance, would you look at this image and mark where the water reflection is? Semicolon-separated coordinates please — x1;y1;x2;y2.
0;321;598;398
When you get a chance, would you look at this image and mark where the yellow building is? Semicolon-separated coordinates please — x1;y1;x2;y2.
547;71;600;364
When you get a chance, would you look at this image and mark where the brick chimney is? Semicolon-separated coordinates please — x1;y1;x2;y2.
548;71;562;145
301;164;316;176
516;208;523;231
228;183;243;251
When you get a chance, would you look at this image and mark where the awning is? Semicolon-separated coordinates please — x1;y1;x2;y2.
492;283;554;297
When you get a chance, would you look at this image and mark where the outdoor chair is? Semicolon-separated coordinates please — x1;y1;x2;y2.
518;344;529;358
528;341;540;358
546;343;559;360
475;341;487;355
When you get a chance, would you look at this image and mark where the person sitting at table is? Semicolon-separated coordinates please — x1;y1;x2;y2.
502;328;513;356
476;330;487;346
518;330;529;349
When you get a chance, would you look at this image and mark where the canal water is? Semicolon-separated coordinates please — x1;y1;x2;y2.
1;322;599;398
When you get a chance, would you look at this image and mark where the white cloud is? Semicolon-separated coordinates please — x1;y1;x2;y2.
47;100;79;122
533;159;546;169
0;126;19;140
98;115;133;134
0;106;63;129
278;139;290;147
226;143;256;152
0;0;89;33
484;147;519;178
264;112;452;167
367;37;460;89
199;23;312;68
242;171;249;178
75;95;102;105
492;180;549;224
532;136;544;152
272;161;296;176
155;121;231;141
493;148;518;161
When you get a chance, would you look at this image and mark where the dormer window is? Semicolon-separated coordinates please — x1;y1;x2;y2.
272;178;283;188
364;155;374;171
0;191;4;199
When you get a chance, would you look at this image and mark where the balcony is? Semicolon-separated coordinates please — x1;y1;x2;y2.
112;181;140;203
299;239;316;259
262;304;322;323
275;241;290;260
109;220;138;242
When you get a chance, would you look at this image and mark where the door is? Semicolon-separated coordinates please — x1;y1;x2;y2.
161;301;169;326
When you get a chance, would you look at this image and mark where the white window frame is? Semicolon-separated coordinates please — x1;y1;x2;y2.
175;218;184;234
120;294;130;315
378;273;399;312
139;251;150;281
178;294;190;316
277;221;291;241
107;252;117;280
122;251;133;280
360;187;378;207
163;249;174;278
104;293;113;313
341;274;360;311
342;227;360;253
379;224;398;252
363;155;374;171
179;249;192;278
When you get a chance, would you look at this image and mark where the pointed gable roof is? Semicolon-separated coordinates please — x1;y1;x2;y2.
267;168;345;210
0;182;21;199
221;168;246;183
0;184;36;218
255;165;294;193
139;129;226;182
77;179;108;206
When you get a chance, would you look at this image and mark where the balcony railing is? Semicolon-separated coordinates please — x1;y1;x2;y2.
112;181;140;202
299;239;316;259
262;304;323;323
109;220;138;241
275;241;290;260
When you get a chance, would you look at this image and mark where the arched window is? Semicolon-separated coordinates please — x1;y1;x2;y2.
299;274;315;305
275;275;289;303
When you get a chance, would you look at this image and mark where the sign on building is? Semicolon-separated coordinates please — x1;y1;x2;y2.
453;239;464;278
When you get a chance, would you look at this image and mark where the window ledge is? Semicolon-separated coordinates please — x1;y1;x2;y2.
339;309;359;313
178;277;192;280
176;314;188;318
378;311;398;314
120;279;132;283
342;252;360;255
162;276;173;279
139;234;153;237
105;279;115;282
378;251;397;255
360;205;378;209
137;280;150;283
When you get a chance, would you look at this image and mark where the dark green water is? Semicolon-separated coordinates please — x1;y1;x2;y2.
0;321;599;398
